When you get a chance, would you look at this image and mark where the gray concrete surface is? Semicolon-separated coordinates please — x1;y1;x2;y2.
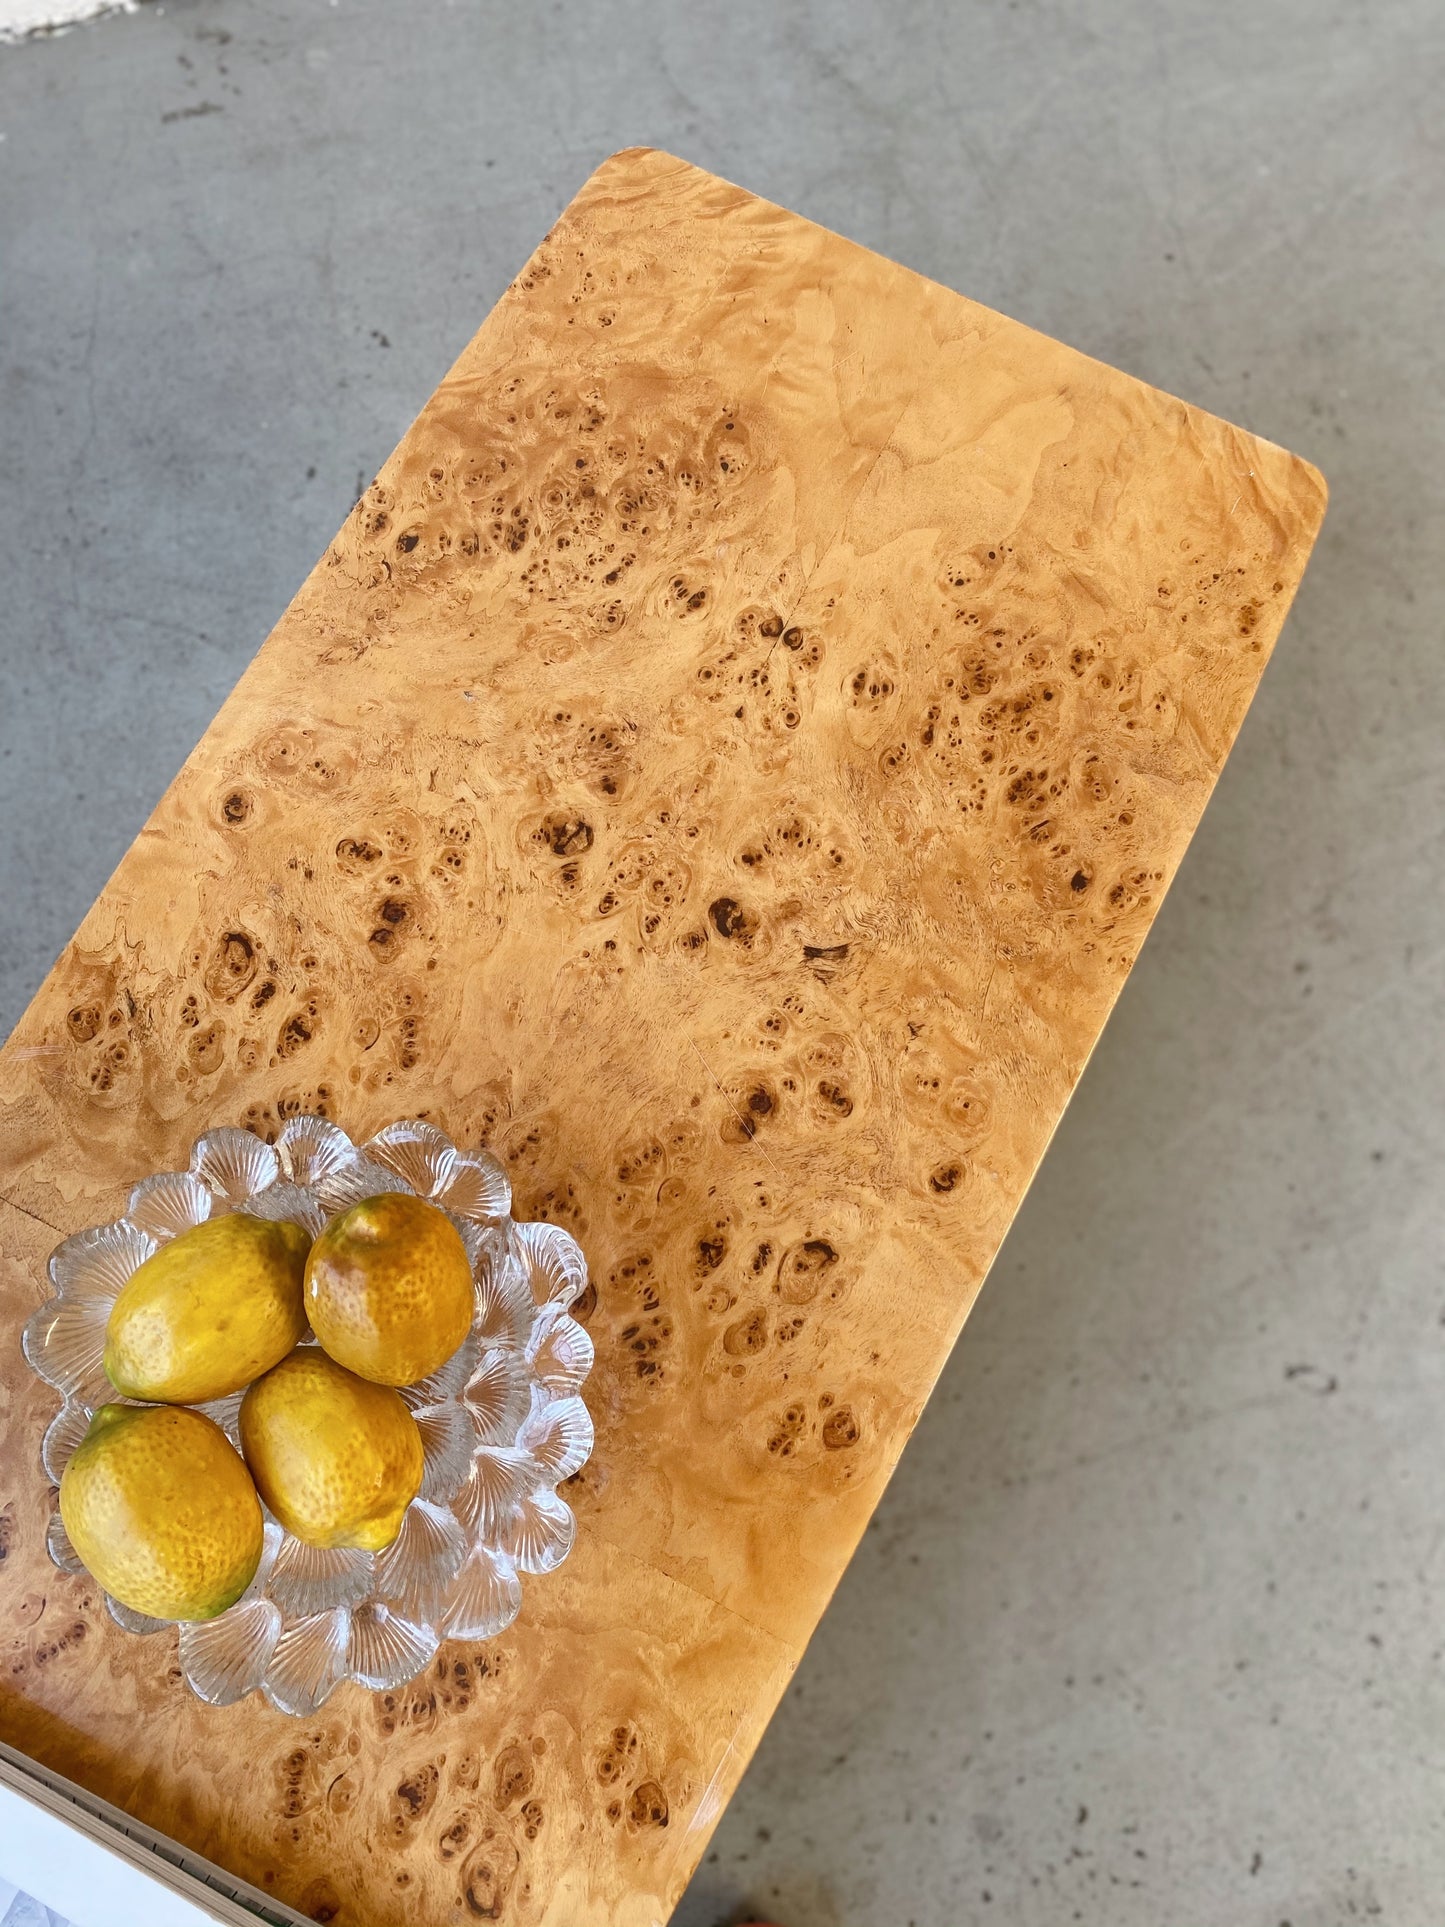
1;1;1442;1921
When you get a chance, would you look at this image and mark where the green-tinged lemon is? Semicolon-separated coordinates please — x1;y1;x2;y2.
239;1347;423;1551
105;1213;310;1405
59;1403;263;1621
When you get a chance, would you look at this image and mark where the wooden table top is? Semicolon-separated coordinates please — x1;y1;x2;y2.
0;149;1324;1926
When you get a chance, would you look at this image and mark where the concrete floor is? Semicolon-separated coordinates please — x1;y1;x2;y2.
2;2;1443;1921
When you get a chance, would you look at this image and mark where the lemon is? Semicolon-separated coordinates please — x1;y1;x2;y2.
106;1213;310;1405
304;1192;473;1386
240;1347;423;1551
60;1404;263;1621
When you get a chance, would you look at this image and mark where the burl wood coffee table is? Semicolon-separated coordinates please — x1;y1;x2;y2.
0;150;1324;1925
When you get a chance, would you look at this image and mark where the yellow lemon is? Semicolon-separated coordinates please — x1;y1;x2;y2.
304;1192;472;1386
240;1347;423;1551
60;1404;263;1621
106;1213;310;1405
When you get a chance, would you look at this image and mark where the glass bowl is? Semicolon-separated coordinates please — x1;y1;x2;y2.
20;1116;594;1714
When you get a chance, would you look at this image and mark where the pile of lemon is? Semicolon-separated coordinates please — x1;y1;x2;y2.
59;1193;476;1623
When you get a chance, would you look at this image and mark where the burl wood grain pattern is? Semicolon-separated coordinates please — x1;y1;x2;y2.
0;149;1324;1925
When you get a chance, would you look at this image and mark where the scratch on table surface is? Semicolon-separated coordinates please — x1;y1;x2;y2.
686;1036;783;1177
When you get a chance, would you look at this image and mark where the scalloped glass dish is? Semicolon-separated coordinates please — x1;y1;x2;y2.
21;1117;594;1715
